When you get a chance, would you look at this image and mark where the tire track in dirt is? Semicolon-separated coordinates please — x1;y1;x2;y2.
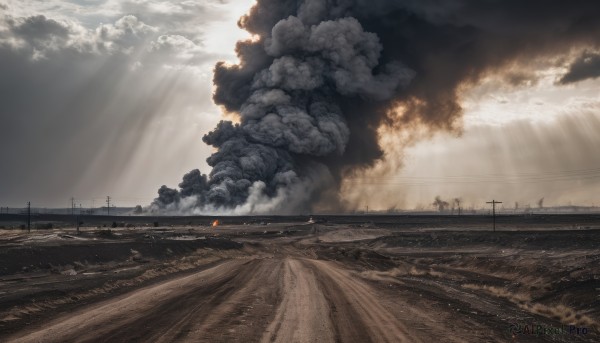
261;257;413;343
176;258;283;342
308;259;415;343
261;258;335;343
96;259;263;342
9;259;282;343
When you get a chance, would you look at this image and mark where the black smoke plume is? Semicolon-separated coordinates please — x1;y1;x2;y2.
153;0;600;214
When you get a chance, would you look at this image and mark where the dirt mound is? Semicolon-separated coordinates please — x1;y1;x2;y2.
0;237;241;276
371;229;600;250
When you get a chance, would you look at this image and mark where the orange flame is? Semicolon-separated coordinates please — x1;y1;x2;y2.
212;220;220;227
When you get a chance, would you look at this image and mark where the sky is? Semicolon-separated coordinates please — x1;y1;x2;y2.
342;70;600;211
1;0;599;211
0;0;253;208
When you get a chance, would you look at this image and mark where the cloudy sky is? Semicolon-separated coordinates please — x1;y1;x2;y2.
342;68;600;211
1;0;599;211
0;0;251;208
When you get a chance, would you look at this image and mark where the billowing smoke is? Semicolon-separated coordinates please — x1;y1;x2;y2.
153;0;600;214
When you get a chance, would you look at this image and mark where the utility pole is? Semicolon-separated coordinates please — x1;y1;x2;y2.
27;202;31;233
486;200;502;232
106;196;111;215
71;197;76;229
77;204;81;234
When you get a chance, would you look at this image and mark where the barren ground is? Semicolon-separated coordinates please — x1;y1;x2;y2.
0;215;599;342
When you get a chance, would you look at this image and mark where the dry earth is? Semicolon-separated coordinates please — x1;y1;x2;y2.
0;215;599;342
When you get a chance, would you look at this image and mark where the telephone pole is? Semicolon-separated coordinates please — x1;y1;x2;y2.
71;197;76;229
106;196;111;215
77;204;81;234
27;201;31;233
486;200;502;232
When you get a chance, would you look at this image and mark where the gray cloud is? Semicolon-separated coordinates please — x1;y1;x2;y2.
559;51;600;84
118;0;227;43
10;15;70;40
0;12;160;58
94;15;157;51
0;7;223;207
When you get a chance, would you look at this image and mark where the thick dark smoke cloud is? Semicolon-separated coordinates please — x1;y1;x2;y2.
154;0;600;214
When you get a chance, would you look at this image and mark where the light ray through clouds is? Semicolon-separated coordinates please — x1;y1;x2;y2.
342;103;600;210
0;0;252;207
340;56;600;211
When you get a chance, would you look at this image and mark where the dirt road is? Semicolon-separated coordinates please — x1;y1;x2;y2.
8;253;415;343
